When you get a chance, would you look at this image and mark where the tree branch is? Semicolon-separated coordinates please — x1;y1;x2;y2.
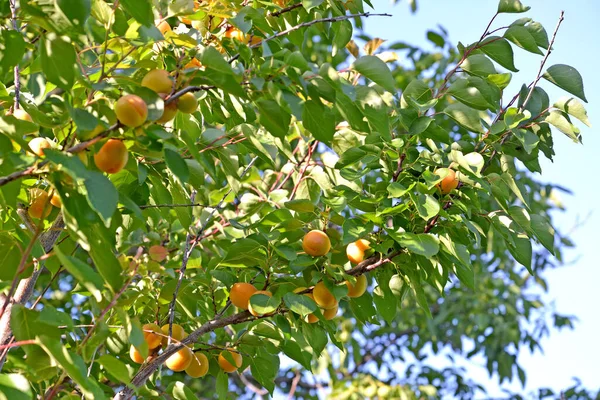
9;0;21;110
269;2;302;17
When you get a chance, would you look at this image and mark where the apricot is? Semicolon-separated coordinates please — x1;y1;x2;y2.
49;191;61;208
249;35;262;46
94;139;128;174
156;94;178;124
28;137;52;157
13;108;32;122
157;20;171;36
435;168;459;194
28;188;51;219
165;346;193;372
313;281;337;310
115;94;148;128
177;92;198;114
129;345;145;364
218;349;242;373
161;323;186;347
186;352;209;378
143;323;162;349
323;304;338;320
149;245;168;262
224;27;248;43
230;282;257;310
184;58;204;70
142;69;174;94
302;230;331;257
248;290;274;317
346;274;368;298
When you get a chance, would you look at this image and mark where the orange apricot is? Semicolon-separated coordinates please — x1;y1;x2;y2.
224;27;248;43
49;191;61;208
346;243;364;264
346;274;368;298
161;323;186;347
248;290;274;317
94;139;128;174
313;281;337;310
157;20;171;36
13;108;32;122
230;282;257;310
323;304;338;320
149;245;168;262
435;168;459;194
218;349;242;373
184;58;204;70
28;137;52;157
142;69;174;94
28;188;51;219
156;94;178;124
354;239;370;251
115;94;148;128
177;92;198;114
302;230;331;257
143;323;163;349
129;345;145;364
186;352;209;378
165;346;194;372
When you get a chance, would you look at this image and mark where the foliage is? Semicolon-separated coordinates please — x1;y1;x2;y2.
0;0;597;399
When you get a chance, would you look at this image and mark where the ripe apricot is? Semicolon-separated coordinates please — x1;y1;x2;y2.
186;352;209;378
142;69;174;94
28;188;51;219
161;323;186;347
435;168;459;194
184;58;204;70
28;137;52;157
249;35;262;46
346;274;368;298
94;139;128;174
149;245;168;262
177;92;198;114
156;94;178;124
224;27;248;43
323;304;338;320
115;94;148;128
302;230;331;257
143;323;162;349
313;281;337;310
165;346;193;372
248;290;273;317
49;191;61;208
354;239;370;251
218;349;242;373
13;108;32;122
130;345;145;364
230;282;257;310
157;20;171;36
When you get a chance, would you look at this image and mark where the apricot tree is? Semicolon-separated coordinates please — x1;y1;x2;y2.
0;0;595;399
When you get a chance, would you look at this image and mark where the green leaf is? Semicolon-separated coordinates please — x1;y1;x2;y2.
200;47;246;98
164;148;190;184
395;233;440;258
11;305;59;341
0;233;23;281
387;182;414;198
120;0;153;26
543;64;588;102
54;246;104;302
498;0;531;13
427;30;445;48
352;55;396;93
284;199;315;213
97;355;130;384
447;78;499;111
302;0;324;11
443;103;484;133
248;293;279;315
282;340;311;370
530;214;555;254
56;0;91;29
41;34;77;90
166;381;200;400
85;232;124;293
478;36;518;72
250;350;279;394
332;20;352;57
461;54;497;77
283;293;317;316
504;25;543;55
302;100;335;143
553;97;591;127
257;100;291;139
545;111;581;142
409;192;440;220
0;30;26;77
0;374;33;400
220;239;267;268
349;292;377;324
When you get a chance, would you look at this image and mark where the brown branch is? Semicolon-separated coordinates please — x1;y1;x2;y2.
9;0;21;110
392;153;406;182
269;2;302;17
0;339;37;351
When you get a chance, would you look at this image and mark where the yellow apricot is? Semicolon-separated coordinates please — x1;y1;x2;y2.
230;282;257;310
354;239;370;251
130;345;145;364
142;69;174;94
313;281;337;310
161;323;186;347
165;346;193;372
149;245;168;262
346;242;365;264
184;58;204;70
435;168;459;194
224;27;248;44
323;304;338;320
177;92;198;114
115;95;148;128
346;274;368;298
248;290;274;317
156;94;178;124
94;139;128;174
28;188;51;220
302;230;331;257
186;352;209;378
218;349;242;373
143;323;163;349
49;191;61;208
157;20;171;36
28;137;52;157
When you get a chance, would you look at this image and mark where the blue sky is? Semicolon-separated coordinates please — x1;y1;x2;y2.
361;0;600;396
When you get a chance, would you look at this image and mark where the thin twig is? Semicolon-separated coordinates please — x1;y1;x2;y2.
9;0;20;110
269;2;302;17
392;153;406;182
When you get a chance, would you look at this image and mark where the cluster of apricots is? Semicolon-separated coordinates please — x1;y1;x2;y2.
130;322;242;375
